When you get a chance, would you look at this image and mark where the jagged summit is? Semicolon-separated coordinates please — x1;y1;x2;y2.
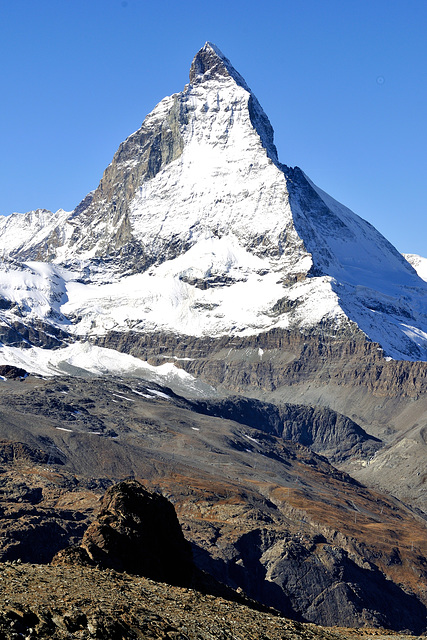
189;42;250;91
190;41;278;163
0;43;426;361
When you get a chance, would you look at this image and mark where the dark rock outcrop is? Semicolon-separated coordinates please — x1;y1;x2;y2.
0;441;63;466
0;364;28;379
0;473;91;564
0;318;70;349
54;480;195;586
191;396;381;464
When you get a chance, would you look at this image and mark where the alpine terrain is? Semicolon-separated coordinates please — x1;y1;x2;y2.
0;43;425;635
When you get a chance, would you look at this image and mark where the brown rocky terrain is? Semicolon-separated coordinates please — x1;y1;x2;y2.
94;327;427;511
1;561;425;640
0;375;425;633
0;480;423;639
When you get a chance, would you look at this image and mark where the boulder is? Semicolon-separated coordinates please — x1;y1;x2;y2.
54;480;195;586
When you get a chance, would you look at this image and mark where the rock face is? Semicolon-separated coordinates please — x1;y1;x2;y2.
54;480;195;587
0;470;95;565
191;395;381;464
0;365;28;379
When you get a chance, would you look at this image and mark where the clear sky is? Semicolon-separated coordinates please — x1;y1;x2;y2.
1;0;426;256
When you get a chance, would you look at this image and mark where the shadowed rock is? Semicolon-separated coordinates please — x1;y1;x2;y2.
0;364;28;379
53;480;195;586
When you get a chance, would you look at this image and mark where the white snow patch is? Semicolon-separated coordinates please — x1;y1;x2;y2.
243;433;259;444
147;389;171;400
0;342;203;392
403;254;427;282
112;393;135;402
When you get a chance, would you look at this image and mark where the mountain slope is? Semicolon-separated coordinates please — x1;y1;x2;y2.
0;375;425;632
0;42;425;361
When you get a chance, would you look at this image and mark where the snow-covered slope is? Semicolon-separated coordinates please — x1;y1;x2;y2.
0;209;72;261
0;42;426;362
404;253;427;282
0;340;216;397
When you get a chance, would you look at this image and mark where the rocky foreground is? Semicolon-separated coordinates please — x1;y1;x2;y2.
0;478;423;639
0;376;426;634
0;561;424;640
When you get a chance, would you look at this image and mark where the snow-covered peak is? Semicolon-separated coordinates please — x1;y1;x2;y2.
0;208;73;262
188;42;278;163
0;44;425;362
189;42;250;91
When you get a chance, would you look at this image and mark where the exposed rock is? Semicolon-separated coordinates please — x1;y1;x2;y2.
0;376;426;632
0;318;70;349
0;441;63;466
96;327;427;399
54;480;195;587
191;396;381;464
0;365;28;380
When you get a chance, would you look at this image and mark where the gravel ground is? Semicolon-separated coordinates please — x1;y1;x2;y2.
0;562;424;640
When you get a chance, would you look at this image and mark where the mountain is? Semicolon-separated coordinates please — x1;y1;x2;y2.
0;43;426;633
0;39;426;511
0;42;426;363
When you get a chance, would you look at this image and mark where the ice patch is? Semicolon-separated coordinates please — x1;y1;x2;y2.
112;393;135;402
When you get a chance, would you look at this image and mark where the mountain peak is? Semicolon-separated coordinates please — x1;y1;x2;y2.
0;44;426;361
189;42;250;90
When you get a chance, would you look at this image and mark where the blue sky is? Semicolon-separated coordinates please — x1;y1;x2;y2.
1;0;426;255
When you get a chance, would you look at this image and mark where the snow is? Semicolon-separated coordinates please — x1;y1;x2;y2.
112;393;135;402
0;45;425;363
129;74;293;266
0;341;211;396
403;254;427;282
147;389;171;400
0;209;73;260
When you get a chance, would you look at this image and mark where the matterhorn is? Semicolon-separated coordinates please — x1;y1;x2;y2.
0;43;426;634
0;42;425;367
